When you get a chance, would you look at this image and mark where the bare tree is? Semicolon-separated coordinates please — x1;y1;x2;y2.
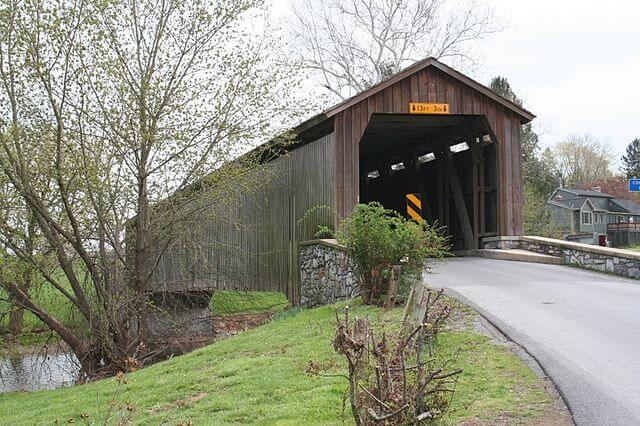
549;134;613;189
288;0;503;100
0;0;299;376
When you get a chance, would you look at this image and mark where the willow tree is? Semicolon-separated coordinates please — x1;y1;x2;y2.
0;0;298;376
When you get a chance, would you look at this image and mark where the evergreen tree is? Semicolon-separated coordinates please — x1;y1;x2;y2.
622;138;640;178
489;76;557;195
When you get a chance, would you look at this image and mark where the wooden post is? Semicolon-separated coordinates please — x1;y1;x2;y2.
385;265;401;310
442;151;476;249
402;272;428;328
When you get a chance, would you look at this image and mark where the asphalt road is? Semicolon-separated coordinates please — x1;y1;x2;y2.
429;257;640;426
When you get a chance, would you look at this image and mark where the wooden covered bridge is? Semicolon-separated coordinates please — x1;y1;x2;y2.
153;58;535;304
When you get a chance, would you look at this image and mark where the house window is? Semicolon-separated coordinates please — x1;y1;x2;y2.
581;212;592;224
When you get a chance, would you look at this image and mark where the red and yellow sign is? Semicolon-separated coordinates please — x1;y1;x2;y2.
408;103;450;114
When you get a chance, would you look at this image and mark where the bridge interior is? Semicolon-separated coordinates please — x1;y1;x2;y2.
359;113;499;250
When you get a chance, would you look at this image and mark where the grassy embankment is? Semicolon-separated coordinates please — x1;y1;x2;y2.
0;295;560;425
0;280;290;348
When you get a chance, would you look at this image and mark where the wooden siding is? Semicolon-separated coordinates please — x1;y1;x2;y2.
334;66;523;235
153;134;335;302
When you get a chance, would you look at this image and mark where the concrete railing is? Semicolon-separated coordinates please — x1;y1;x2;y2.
483;235;640;279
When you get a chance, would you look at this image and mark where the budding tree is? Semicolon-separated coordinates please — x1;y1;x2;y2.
549;134;613;189
288;0;503;100
0;0;298;375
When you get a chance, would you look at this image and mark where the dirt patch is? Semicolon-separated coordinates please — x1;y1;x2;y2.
458;407;573;425
147;392;209;414
152;311;275;359
213;311;274;339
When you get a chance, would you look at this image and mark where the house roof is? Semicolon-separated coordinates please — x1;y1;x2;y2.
549;188;612;210
549;188;640;215
610;198;640;215
549;197;587;210
548;199;578;210
558;188;614;198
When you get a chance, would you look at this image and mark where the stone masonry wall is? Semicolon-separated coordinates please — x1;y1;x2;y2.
483;236;640;279
299;240;359;308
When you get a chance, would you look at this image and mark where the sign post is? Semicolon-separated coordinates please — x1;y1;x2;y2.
629;179;640;192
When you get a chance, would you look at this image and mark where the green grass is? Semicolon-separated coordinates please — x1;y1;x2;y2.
0;303;555;425
211;290;290;315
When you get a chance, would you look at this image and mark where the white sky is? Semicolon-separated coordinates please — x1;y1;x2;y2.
475;0;640;163
271;0;640;165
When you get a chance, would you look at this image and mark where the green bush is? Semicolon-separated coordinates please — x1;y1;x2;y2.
336;202;449;304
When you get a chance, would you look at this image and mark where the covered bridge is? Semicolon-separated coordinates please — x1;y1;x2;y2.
154;57;535;304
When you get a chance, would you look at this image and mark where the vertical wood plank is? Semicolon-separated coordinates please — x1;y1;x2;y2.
410;73;419;101
427;69;437;102
436;69;446;103
343;107;353;218
334;113;345;219
392;82;402;112
418;70;428;102
383;85;393;112
511;113;523;234
401;78;411;112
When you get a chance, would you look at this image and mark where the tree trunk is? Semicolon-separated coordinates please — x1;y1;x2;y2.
2;280;95;373
8;293;25;338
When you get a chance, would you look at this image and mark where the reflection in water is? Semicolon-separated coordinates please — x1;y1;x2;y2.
0;350;79;393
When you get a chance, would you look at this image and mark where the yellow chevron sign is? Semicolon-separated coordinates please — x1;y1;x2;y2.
409;103;450;114
406;193;423;222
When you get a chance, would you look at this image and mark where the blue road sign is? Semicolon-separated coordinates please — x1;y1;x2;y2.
630;179;640;192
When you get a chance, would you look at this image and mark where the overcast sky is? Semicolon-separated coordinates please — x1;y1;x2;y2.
273;0;639;167
475;0;640;164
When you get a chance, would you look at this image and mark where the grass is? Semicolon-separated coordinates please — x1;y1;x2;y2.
0;301;556;425
211;290;290;315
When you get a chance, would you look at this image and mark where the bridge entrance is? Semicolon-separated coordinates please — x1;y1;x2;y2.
359;113;499;250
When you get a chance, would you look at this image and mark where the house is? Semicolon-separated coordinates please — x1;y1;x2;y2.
547;187;640;245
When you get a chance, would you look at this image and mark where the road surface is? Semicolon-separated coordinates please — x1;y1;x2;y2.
430;257;640;426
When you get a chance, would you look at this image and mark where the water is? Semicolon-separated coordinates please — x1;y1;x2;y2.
0;349;80;393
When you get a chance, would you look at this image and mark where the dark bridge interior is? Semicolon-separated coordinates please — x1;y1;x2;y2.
359;113;499;250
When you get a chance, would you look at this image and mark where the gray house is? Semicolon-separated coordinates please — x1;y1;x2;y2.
547;188;640;245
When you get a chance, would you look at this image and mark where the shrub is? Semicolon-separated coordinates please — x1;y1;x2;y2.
333;291;461;425
336;202;449;304
297;205;339;240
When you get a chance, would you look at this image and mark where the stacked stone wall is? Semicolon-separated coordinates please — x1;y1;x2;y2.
483;236;640;278
299;240;359;308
